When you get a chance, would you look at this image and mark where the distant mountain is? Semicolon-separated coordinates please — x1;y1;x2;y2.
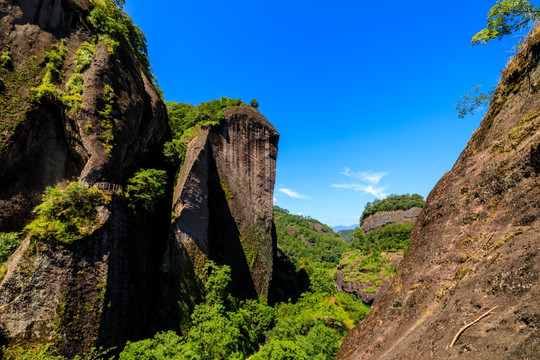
332;224;357;232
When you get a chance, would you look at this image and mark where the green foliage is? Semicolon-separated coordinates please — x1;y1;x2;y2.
97;85;115;156
309;268;336;294
30;82;64;104
163;138;187;164
273;206;348;269
352;221;415;253
25;182;109;244
167;97;245;139
259;291;370;359
119;262;276;360
360;193;424;223
454;84;495;118
1;48;12;69
119;331;195;360
42;40;67;84
2;344;113;360
250;98;259;108
64;73;84;111
73;42;95;73
126;168;167;211
164;97;247;165
472;0;540;46
338;228;356;243
87;0;151;74
0;232;21;264
251;340;308;360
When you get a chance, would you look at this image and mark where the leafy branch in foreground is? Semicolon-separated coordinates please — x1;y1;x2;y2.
472;0;540;46
454;84;495;119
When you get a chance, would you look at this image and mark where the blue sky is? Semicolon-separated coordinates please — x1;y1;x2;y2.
124;0;528;226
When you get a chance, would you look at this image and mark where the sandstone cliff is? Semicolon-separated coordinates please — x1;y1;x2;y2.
337;29;540;360
361;207;422;233
162;106;279;308
0;0;169;355
0;0;167;231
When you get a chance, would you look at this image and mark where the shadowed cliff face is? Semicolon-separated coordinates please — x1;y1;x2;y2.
0;0;167;231
163;106;279;309
337;29;540;360
0;0;168;355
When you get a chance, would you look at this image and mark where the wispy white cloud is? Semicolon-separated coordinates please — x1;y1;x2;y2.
331;183;388;198
273;196;277;202
341;167;389;184
278;187;310;199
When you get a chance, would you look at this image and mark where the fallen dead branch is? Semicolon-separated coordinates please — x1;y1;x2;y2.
450;305;499;348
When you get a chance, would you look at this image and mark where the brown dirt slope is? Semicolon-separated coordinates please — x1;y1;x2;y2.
337;29;540;360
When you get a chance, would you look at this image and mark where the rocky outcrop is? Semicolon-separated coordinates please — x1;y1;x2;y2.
0;0;168;355
336;252;403;305
0;0;167;231
162;106;279;304
361;207;422;233
337;29;540;360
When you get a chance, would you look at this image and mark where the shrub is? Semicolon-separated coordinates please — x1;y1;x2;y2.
126;168;167;211
250;98;259;108
1;49;12;69
163;138;187;165
25;182;109;244
0;232;21;263
87;0;150;75
97;85;115;156
167;97;247;142
42;40;67;84
73;42;95;73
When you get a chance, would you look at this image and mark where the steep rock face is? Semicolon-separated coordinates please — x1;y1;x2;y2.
0;0;168;354
361;207;422;233
337;30;540;360
162;106;279;305
0;0;167;231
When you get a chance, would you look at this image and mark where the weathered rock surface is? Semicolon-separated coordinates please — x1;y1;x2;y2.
361;207;422;233
0;0;167;231
336;251;403;306
0;0;168;355
162;106;279;304
337;29;540;360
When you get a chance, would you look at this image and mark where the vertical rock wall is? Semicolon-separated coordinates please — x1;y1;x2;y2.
164;106;279;304
337;28;540;360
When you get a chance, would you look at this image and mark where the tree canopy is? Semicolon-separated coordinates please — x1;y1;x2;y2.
472;0;540;46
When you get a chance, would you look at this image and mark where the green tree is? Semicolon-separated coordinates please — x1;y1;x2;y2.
126;168;167;211
472;0;540;46
453;84;495;118
250;99;259;108
0;232;21;263
309;269;335;294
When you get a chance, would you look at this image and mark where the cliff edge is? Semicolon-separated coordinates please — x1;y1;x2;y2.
337;28;540;360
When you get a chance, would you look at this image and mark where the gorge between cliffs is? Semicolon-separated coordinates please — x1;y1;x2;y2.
0;0;539;359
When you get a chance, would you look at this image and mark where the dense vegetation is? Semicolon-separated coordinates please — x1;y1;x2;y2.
351;221;415;254
163;97;247;165
118;261;369;360
86;0;151;76
273;206;348;269
338;251;398;286
24;182;109;245
338;229;355;243
360;193;425;223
